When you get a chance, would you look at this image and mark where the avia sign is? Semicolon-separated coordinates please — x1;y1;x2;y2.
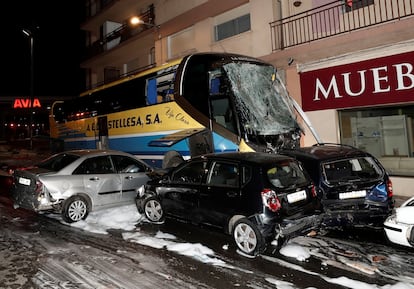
300;51;414;111
13;98;42;109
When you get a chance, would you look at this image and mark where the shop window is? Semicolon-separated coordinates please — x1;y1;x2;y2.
339;106;414;176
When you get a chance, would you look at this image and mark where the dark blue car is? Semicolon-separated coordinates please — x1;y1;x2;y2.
281;143;395;230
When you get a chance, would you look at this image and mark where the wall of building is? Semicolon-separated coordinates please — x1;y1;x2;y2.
81;0;414;197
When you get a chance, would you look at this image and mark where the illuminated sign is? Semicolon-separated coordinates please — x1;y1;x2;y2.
13;98;42;109
300;51;414;111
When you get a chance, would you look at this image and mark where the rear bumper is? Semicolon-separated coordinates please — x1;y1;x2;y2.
321;208;392;229
250;213;322;246
274;214;321;241
11;187;54;212
320;199;393;229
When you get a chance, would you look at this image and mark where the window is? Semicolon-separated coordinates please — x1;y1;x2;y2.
215;14;250;41
111;155;146;173
322;157;382;184
339;105;414;176
208;162;239;187
172;161;206;184
74;156;114;174
267;162;308;188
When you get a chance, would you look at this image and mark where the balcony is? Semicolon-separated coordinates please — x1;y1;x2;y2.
270;0;414;51
82;4;155;61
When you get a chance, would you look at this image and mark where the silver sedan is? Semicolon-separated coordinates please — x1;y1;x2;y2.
11;149;152;222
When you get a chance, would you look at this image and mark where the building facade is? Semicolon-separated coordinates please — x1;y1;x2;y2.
80;0;414;196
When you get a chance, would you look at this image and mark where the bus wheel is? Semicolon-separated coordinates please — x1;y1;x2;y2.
162;150;184;169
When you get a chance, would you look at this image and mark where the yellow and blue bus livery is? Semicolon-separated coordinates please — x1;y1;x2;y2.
50;52;302;168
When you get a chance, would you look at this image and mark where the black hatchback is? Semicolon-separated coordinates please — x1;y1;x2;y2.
281;144;395;230
135;152;320;257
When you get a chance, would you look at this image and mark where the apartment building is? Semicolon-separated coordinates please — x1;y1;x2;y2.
80;0;414;196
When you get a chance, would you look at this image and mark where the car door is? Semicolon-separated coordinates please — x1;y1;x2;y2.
111;155;150;203
73;155;122;208
161;160;206;220
197;160;241;228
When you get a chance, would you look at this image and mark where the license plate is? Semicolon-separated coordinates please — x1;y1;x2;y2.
287;190;307;203
18;177;31;186
339;190;366;200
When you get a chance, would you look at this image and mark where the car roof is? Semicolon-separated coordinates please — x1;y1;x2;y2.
193;152;295;166
54;149;138;158
281;144;369;162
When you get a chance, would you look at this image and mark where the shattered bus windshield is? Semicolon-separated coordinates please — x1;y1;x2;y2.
223;62;299;136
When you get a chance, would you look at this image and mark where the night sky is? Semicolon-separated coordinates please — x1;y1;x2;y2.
1;1;81;97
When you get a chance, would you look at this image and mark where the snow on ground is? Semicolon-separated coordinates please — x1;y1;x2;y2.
49;204;414;289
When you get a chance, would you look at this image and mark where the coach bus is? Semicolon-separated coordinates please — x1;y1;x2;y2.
49;52;304;168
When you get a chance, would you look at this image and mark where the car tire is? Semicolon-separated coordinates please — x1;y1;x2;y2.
232;218;265;257
162;150;184;169
143;197;165;223
62;196;89;223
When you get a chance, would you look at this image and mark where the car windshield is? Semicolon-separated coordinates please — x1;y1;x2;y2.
37;153;80;171
322;157;383;184
223;62;300;136
267;161;308;189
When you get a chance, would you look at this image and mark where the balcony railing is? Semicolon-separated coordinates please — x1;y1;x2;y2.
82;4;155;61
270;0;414;51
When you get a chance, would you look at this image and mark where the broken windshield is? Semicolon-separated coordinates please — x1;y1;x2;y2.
223;62;300;135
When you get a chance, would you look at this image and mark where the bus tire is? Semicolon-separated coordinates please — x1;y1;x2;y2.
162;150;184;169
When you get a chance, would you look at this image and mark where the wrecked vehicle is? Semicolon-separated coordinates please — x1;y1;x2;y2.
384;196;414;248
11;149;152;223
281;143;394;230
136;151;320;257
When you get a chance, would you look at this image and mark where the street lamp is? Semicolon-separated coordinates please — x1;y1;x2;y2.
22;28;34;150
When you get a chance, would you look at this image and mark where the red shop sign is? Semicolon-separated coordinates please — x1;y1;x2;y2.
13;98;42;109
299;51;414;111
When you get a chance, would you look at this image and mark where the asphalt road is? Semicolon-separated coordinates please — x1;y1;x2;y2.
0;155;413;289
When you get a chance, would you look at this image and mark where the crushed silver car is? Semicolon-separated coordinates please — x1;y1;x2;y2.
11;149;153;222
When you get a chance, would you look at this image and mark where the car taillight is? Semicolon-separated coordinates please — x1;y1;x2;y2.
261;188;281;212
386;179;393;198
311;183;317;198
35;180;43;193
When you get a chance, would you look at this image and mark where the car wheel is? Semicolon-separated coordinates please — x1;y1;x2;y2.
232;218;265;257
62;196;89;223
143;197;165;223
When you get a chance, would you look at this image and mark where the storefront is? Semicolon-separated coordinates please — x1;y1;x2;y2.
298;43;414;197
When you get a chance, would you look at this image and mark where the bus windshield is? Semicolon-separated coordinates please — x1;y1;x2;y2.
223;62;298;136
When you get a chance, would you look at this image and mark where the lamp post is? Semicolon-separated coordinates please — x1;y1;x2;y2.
22;28;34;150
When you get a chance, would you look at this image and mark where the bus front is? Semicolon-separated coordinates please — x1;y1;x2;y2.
176;53;303;155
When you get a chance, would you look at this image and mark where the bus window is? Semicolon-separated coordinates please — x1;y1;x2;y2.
147;78;157;105
182;63;209;115
146;66;177;104
211;97;237;134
